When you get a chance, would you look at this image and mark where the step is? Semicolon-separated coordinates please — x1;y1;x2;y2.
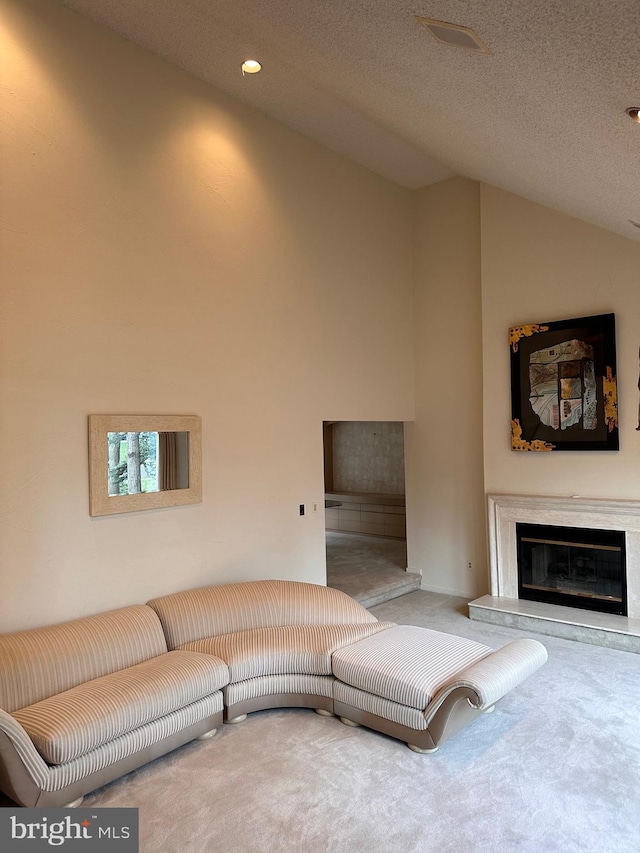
354;572;422;609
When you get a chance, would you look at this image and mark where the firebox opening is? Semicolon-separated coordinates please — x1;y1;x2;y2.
516;522;627;616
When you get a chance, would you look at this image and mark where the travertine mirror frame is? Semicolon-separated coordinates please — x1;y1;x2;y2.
88;414;202;517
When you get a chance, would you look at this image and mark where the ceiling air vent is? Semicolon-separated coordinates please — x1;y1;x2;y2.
416;17;492;55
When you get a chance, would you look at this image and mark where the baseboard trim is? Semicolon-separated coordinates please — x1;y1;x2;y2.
419;581;474;598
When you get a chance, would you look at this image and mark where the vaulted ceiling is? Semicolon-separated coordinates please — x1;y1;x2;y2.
62;0;640;241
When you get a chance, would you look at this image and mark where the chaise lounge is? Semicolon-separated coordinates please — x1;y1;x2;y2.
0;580;547;807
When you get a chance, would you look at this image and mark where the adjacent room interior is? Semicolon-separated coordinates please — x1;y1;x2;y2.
323;420;421;607
2;1;640;850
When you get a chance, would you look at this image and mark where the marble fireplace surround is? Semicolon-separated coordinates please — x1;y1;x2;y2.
469;494;640;652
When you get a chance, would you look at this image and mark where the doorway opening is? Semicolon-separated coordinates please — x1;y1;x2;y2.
323;421;420;608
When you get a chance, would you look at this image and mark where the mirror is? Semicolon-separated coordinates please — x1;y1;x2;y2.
89;415;202;516
107;431;190;496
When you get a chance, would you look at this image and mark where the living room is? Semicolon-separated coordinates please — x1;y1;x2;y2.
2;1;640;850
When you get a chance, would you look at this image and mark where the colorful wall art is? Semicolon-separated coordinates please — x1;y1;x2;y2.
510;313;618;451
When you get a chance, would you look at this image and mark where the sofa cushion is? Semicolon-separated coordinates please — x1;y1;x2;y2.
12;651;229;765
45;693;224;793
333;681;428;731
180;623;395;683
0;605;169;714
148;580;380;649
331;625;492;710
224;674;334;707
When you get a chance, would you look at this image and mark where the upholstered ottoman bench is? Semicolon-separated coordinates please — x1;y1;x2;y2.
331;625;548;753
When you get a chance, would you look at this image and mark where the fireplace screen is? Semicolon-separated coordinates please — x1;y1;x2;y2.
516;523;626;615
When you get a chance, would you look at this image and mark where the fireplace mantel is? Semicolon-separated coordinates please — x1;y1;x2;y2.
487;494;640;620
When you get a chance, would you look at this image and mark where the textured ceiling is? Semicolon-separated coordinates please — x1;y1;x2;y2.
61;0;640;241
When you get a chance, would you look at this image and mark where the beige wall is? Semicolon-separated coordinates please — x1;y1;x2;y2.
481;185;640;599
405;178;486;597
481;184;640;501
0;0;415;631
407;181;640;599
331;421;405;495
5;3;638;629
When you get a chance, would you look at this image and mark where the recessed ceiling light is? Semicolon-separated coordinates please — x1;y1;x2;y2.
626;107;640;123
241;59;262;76
416;17;492;55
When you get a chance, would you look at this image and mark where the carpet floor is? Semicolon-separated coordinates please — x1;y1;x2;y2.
9;591;640;851
326;531;421;607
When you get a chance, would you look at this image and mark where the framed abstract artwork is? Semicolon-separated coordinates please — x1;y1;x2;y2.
509;313;618;452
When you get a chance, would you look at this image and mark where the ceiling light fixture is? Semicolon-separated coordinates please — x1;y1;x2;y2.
626;107;640;123
416;17;492;55
241;59;262;76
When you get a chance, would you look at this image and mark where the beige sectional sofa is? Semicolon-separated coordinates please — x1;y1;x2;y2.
147;580;394;722
0;580;547;808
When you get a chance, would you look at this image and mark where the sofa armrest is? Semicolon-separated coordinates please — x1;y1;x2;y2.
426;638;548;720
0;708;50;788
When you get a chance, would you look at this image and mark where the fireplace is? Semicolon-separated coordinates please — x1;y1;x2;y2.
516;522;627;616
470;495;640;650
485;494;640;620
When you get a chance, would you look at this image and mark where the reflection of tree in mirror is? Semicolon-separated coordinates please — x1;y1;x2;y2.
107;432;159;495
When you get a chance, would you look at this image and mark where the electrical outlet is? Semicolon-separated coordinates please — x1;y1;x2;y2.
299;504;305;516
467;561;473;572
313;503;318;512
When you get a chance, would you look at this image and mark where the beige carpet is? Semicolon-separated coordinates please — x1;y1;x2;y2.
3;591;640;851
326;531;420;607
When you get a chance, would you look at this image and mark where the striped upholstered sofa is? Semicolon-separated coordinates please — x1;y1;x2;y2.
146;580;396;723
147;581;547;753
0;580;547;808
0;605;228;808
